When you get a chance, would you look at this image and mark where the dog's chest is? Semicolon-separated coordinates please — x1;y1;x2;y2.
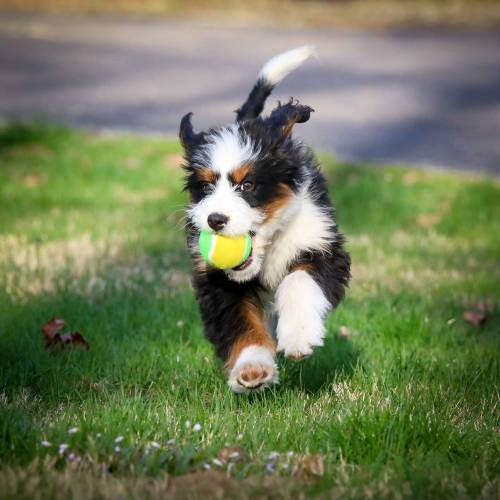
258;192;336;291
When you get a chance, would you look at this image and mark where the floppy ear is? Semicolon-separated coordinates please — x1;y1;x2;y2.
264;98;314;138
179;112;206;151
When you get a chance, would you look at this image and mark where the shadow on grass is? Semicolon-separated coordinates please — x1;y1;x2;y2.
278;334;360;393
0;121;71;152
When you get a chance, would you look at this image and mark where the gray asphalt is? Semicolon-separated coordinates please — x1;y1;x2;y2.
1;14;499;173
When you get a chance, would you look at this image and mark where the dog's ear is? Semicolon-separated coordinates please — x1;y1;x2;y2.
264;98;314;139
179;112;206;151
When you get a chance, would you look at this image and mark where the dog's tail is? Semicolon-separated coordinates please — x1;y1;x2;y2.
235;45;316;123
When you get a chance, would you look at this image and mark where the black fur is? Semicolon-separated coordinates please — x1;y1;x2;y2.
191;263;262;360
235;78;274;122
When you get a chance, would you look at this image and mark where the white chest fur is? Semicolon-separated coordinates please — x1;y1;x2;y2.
259;186;336;291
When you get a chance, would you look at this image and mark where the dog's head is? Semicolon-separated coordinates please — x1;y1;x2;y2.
180;99;313;282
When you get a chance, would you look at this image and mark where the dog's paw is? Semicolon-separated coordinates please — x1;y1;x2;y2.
274;269;330;362
276;333;323;361
227;346;279;393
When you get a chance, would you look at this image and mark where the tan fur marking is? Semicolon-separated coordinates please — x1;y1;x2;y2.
291;262;314;273
230;164;252;185
226;299;275;370
282;121;295;138
197;168;217;184
263;183;294;222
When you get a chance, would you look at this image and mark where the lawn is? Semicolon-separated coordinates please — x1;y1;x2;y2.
0;123;498;499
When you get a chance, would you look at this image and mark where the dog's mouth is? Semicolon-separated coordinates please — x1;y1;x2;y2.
232;231;256;272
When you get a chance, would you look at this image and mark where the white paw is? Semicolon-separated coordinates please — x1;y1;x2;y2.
274;270;330;361
227;346;279;393
276;330;324;360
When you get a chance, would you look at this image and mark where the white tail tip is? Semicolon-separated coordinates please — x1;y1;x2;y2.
259;45;316;86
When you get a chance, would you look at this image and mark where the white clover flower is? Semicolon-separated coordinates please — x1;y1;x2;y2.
212;458;223;467
203;463;211;470
268;451;279;460
58;443;69;455
237;434;244;441
115;446;121;453
41;440;51;448
193;423;201;432
185;420;191;429
67;453;76;461
114;436;124;443
150;441;161;449
167;438;175;445
68;427;79;434
287;451;294;457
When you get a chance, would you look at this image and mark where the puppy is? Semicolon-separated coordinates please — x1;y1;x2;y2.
180;46;350;393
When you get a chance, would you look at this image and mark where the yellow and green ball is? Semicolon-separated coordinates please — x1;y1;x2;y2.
198;230;252;270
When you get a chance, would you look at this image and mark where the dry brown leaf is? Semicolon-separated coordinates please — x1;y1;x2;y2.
463;301;488;327
217;446;247;464
42;317;66;340
339;325;350;338
403;172;419;185
294;454;324;477
165;153;184;169
42;317;90;352
416;213;442;229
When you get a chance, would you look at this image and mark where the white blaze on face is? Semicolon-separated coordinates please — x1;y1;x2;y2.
202;125;259;176
188;176;261;236
188;126;262;237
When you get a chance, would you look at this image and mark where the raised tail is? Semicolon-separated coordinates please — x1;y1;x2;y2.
235;45;316;122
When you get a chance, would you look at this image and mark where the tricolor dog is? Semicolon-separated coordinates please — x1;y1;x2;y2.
179;46;351;393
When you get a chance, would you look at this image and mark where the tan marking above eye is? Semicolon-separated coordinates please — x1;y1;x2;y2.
230;164;253;185
197;168;217;184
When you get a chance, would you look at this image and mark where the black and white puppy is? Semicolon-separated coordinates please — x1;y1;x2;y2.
180;46;350;393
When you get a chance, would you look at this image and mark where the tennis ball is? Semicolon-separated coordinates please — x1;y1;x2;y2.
198;230;252;270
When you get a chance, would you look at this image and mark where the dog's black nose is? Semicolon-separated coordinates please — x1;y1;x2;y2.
207;212;229;231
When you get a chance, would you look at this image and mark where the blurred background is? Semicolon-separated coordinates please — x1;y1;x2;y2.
1;0;499;173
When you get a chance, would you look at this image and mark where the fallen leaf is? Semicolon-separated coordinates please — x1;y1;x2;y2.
42;317;90;352
217;446;247;464
294;454;324;477
416;212;442;229
165;153;184;169
42;317;66;340
463;311;485;326
24;173;47;188
463;300;489;327
339;325;350;338
403;172;419;185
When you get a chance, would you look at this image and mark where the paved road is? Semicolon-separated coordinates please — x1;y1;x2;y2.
1;14;499;173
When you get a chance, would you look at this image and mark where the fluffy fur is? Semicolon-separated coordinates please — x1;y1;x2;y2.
179;46;351;393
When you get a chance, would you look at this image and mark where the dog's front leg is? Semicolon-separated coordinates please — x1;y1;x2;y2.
274;267;331;360
225;298;279;393
194;272;278;393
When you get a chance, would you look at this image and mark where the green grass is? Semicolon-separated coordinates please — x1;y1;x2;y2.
0;122;499;499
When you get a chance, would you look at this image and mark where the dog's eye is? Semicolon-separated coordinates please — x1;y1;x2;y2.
239;181;254;192
200;182;212;194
